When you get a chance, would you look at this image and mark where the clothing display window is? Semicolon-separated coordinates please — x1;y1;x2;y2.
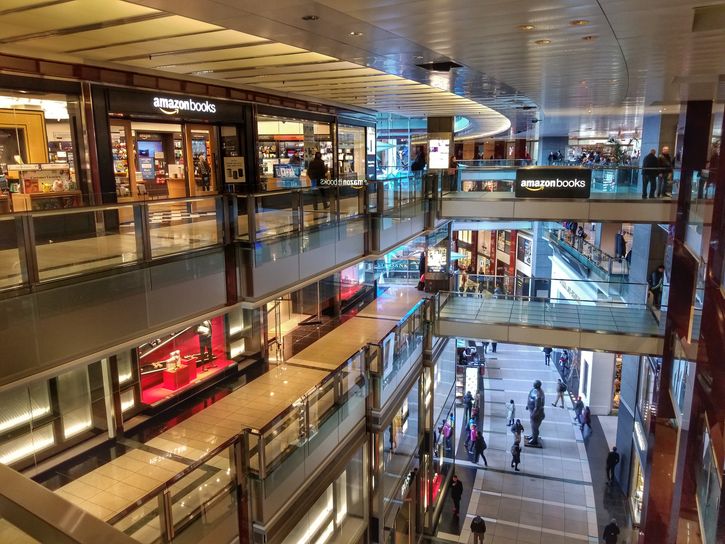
0;89;86;213
257;114;333;190
134;315;234;406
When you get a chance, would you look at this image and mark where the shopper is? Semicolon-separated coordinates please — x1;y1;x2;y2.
307;151;329;209
603;518;620;544
506;399;516;426
576;225;587;251
411;146;426;173
543;347;552;366
581;406;592;433
441;418;453;451
573;396;585;425
606;447;620;483
463;391;474;423
649;264;665;309
473;432;488;467
481;340;489;353
552;378;567;408
657;146;674;197
450;474;463;515
289;150;303;165
642;148;659;199
510;442;522;471
614;230;626;260
466;423;478;454
470;515;486;544
197;155;211;191
491;340;498;353
511;419;524;444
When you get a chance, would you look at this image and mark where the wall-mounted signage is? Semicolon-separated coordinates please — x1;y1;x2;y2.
223;156;246;184
107;88;240;120
428;138;450;169
515;167;591;199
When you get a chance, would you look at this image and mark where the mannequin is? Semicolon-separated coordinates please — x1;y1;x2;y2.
525;379;545;447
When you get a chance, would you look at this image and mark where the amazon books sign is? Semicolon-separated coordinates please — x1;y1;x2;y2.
515;167;591;199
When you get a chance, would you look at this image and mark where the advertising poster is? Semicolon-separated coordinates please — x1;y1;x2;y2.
428;138;450;169
224;156;246;183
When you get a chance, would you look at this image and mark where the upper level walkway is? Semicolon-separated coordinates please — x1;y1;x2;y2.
435;291;664;356
440;165;715;224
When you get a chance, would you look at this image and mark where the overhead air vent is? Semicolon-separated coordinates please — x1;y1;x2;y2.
692;4;725;32
416;61;463;72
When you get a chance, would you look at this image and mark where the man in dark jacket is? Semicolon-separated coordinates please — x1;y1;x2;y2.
306;151;329;209
642;148;659;198
470;515;486;544
603;518;620;543
606;447;620;483
614;230;626;260
450;474;463;515
649;264;665;308
411;146;426;172
657;145;674;197
543;346;552;366
573;396;585;425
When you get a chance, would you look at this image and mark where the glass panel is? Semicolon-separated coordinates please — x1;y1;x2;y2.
338;125;365;180
255;192;297;239
112;497;162;543
57;366;92;440
34;207;138;281
0;516;41;543
0;381;51;434
147;198;219;258
0;423;54;466
0;215;23;288
262;404;304;471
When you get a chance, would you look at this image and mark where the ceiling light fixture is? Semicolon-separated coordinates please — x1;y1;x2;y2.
570;19;590;26
349;31;363;36
302;15;319;21
518;24;536;31
534;39;552;45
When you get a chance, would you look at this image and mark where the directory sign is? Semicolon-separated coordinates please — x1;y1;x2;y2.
428;138;450;169
515;167;591;199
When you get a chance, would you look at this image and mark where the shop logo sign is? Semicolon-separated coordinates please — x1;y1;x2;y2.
515;167;591;199
152;96;217;115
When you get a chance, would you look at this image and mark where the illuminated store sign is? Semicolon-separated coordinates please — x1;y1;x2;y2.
153;96;217;115
515;167;591;199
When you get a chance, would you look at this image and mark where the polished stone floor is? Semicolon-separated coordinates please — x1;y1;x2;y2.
435;343;604;544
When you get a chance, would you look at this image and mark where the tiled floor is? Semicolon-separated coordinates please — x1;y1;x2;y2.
436;343;601;544
440;293;664;337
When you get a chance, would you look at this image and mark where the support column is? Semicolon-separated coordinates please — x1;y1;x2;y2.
579;351;615;416
537;136;568;165
640;100;713;544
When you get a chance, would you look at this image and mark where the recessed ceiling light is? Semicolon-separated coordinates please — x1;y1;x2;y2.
582;35;597;41
302;14;319;21
349;31;363;36
534;39;552;45
570;19;590;26
518;24;536;31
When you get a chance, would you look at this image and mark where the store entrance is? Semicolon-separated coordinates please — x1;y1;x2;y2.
185;124;218;198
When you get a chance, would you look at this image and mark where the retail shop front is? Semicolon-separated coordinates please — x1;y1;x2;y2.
0;306;261;472
0;74;90;213
93;86;248;202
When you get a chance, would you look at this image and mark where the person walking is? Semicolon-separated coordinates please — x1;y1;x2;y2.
491;340;498;353
450;474;463;515
614;230;626;260
511;419;524;444
573;396;585;425
473;432;488;467
603;518;620;544
543;347;552;366
466;423;478;454
642;148;659;199
581;406;592;433
441;418;453;451
506;399;516;426
511;442;522;471
552;378;567;408
307;151;329;209
470;515;486;544
606;447;620;483
463;391;474;423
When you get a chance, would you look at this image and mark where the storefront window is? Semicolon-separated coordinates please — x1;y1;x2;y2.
338;125;365;180
638;357;659;428
697;425;721;543
257;114;333;190
630;457;645;525
1;89;86;212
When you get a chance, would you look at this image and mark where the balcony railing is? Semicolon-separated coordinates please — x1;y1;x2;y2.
547;229;629;280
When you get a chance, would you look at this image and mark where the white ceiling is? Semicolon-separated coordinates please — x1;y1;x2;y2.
1;0;724;138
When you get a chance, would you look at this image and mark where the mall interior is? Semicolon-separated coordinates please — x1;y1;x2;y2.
0;2;722;544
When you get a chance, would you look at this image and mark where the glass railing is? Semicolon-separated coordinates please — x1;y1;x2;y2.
547;229;629;279
368;298;428;409
453;165;682;198
245;350;367;524
111;436;239;543
0;195;223;290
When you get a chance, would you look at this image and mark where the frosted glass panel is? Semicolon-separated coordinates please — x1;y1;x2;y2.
0;382;51;434
57;367;92;439
0;424;54;465
116;352;134;385
120;388;135;413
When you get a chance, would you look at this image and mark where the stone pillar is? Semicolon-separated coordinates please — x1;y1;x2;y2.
615;354;641;491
